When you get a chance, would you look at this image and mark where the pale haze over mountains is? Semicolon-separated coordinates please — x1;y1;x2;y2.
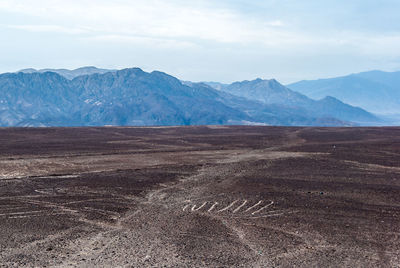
0;66;394;127
288;70;400;115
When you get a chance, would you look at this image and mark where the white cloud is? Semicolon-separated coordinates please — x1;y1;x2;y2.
1;0;400;82
5;0;396;52
265;20;285;27
6;24;88;34
0;0;289;45
85;34;198;49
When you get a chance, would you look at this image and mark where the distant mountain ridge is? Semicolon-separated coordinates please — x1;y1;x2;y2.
205;78;379;124
287;70;400;115
0;67;385;127
18;66;115;80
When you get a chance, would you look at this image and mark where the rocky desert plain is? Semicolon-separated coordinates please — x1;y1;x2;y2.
0;126;399;267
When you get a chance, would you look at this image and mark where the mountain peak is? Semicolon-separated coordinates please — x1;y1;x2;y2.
74;66;103;71
17;66;116;80
320;96;339;102
250;78;281;87
119;67;145;75
18;68;37;73
123;67;144;72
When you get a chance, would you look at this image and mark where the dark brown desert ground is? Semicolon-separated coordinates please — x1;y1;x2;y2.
0;126;400;267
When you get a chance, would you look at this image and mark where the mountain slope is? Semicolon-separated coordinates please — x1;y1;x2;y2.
287;71;400;114
311;96;379;124
0;72;81;126
210;78;379;124
71;69;251;126
355;70;400;88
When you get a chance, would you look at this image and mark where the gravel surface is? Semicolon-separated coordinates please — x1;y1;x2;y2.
0;126;399;267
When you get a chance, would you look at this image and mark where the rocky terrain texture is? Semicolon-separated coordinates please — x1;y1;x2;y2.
0;126;399;267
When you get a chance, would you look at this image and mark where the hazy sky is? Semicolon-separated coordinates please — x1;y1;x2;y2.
1;0;400;83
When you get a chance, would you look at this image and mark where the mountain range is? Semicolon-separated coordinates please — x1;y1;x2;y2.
0;67;392;127
288;70;400;115
205;79;378;124
19;66;116;80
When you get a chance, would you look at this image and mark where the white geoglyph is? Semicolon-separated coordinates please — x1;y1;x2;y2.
182;199;286;219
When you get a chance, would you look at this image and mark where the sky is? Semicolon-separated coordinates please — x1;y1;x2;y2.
1;0;400;84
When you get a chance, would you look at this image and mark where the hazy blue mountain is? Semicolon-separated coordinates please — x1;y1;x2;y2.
71;69;252;126
0;68;382;127
222;79;308;105
207;78;379;124
203;82;228;91
287;71;400;114
18;66;115;80
310;96;379;124
208;87;353;126
0;72;81;126
356;70;400;88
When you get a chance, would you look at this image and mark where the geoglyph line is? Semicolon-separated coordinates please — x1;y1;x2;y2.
0;206;29;211
249;210;298;219
9;213;67;219
245;200;263;212
252;201;274;215
181;199;285;219
233;200;248;213
208;202;219;212
249;213;285;219
0;210;43;217
217;200;239;212
218;210;287;219
192;202;207;211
